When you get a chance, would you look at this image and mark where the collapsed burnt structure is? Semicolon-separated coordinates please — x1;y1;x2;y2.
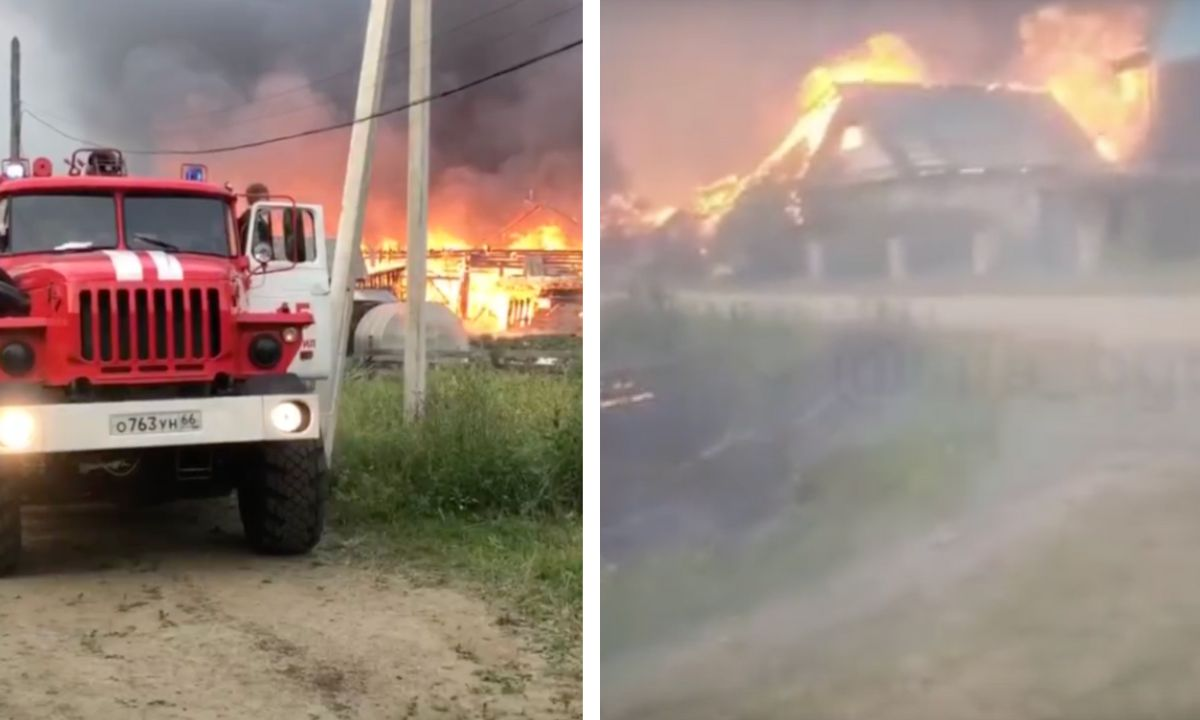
711;79;1200;284
356;200;582;337
360;249;583;336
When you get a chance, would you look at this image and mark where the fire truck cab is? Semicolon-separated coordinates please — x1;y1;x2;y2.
0;149;333;574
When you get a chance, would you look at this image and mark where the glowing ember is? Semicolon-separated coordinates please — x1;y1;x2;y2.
694;175;744;217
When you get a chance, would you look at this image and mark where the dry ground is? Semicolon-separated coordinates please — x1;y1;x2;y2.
0;501;578;720
602;299;1200;719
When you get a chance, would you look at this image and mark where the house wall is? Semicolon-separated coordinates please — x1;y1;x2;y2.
799;174;1112;281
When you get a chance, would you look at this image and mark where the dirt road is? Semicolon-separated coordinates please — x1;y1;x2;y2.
0;502;576;720
605;409;1200;719
601;312;1200;719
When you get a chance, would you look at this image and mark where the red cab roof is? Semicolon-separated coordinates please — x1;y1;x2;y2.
0;175;234;198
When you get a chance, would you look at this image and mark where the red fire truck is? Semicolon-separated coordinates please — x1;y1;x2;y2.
0;149;334;574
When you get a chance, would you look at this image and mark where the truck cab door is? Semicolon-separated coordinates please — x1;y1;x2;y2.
242;201;332;382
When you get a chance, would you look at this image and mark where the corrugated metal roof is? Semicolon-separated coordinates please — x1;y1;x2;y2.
810;83;1102;181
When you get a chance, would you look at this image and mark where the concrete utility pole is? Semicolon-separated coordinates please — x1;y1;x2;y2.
10;37;19;159
322;0;395;463
404;0;432;420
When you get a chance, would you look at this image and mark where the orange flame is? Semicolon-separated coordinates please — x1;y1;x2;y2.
364;223;577;335
797;33;927;114
508;224;571;250
687;33;929;228
764;33;927;179
1015;4;1152;163
663;17;1153;236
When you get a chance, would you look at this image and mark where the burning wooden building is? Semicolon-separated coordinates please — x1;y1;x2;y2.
358;202;582;336
360;249;582;336
771;81;1116;281
694;19;1200;284
605;9;1200;286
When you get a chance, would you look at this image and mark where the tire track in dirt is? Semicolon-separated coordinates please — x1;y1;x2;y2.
0;500;578;719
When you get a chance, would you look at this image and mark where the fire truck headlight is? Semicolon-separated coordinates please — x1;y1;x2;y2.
281;327;300;344
0;409;35;450
270;401;306;434
0;342;34;377
249;334;283;369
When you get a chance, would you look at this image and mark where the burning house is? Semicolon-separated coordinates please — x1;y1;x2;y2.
764;81;1113;281
359;201;582;337
696;25;1163;283
607;3;1200;287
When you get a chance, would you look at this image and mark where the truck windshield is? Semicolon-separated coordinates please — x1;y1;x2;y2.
0;194;118;253
123;196;232;256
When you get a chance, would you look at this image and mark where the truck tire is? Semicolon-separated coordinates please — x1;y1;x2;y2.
0;482;21;576
237;441;328;555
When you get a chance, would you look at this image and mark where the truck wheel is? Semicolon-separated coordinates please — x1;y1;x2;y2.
237;441;328;555
0;482;21;576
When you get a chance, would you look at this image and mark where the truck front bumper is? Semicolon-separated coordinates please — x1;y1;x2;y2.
0;394;320;455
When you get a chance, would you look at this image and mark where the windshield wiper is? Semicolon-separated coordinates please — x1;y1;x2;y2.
130;233;181;253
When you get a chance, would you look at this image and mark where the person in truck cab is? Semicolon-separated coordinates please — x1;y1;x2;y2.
84;149;124;177
238;182;272;254
238;183;307;262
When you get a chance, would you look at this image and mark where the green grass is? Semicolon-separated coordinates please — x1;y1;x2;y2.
335;366;581;517
331;366;582;673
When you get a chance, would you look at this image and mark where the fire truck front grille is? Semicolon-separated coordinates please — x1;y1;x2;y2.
79;287;223;365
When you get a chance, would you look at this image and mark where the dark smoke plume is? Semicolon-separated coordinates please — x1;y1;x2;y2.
0;0;581;240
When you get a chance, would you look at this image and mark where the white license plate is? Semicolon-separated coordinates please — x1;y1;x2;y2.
109;411;202;436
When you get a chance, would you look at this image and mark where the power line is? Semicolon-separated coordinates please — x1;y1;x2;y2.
23;1;580;152
22;106;105;147
25;38;581;157
153;0;539;130
23;110;94;147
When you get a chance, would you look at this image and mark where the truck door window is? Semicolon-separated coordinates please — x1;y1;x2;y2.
0;194;117;254
124;196;232;256
257;207;317;263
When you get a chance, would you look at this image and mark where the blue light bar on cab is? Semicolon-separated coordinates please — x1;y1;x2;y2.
181;163;207;182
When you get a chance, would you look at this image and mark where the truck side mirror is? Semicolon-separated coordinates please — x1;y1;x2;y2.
252;242;274;268
245;203;319;275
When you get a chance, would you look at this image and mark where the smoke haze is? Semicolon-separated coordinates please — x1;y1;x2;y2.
0;0;581;243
